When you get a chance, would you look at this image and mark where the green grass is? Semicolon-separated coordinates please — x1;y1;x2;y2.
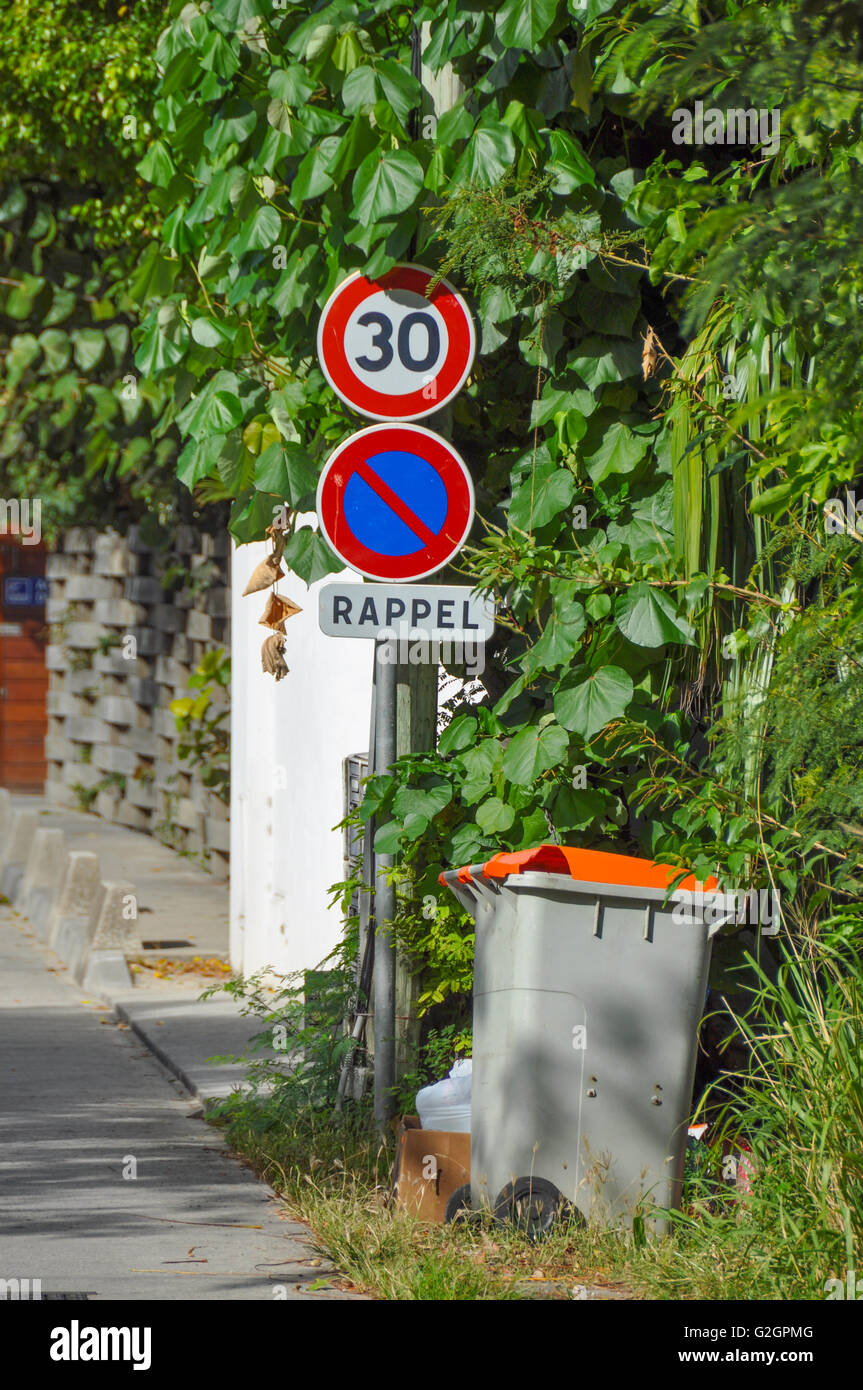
210;916;863;1302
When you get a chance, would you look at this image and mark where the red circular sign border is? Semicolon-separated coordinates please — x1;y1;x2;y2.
316;424;475;582
317;264;476;422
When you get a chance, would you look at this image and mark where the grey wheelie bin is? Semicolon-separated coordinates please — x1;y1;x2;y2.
440;843;729;1233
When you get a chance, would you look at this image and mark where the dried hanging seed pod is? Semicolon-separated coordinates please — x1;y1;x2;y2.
261;632;289;681
242;551;284;597
258;591;303;631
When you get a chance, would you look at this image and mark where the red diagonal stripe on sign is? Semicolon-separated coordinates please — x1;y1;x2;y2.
352;458;438;547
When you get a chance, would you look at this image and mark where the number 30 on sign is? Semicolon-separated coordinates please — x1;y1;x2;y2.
316;263;476;422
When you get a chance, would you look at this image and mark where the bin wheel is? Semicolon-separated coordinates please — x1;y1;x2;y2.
493;1177;576;1240
444;1183;473;1225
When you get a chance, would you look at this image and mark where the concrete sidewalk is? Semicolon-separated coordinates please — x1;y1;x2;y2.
4;797;268;1103
0;908;361;1300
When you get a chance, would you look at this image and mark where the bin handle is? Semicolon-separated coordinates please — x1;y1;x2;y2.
439;866;500;919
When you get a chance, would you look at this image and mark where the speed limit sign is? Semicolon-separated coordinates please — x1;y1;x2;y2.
316;263;476;421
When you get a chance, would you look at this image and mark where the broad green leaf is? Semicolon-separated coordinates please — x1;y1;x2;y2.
229;489;281;543
160;48;200;98
203;390;245;433
254;442;318;504
342;60;421;126
749;480;796;515
326;117;379;183
577;284;638;337
554;665;634;738
606;516;672;563
5;334;40;386
452;122;516;187
393;783;452;821
586;593;612;621
4;272;45;319
271;244;319;317
496;0;560;49
200;29;240;78
283;527;340;584
37;329;70;373
105;323;130;364
137;140;176;189
584;421;649;483
545;129;596;192
177;436;227;489
436;99;476;145
267;65;317;105
215;434;253;493
71;328;106;371
460;740;502;801
570;336;642;388
129;244;180;304
191;316;235;350
331;29;372;73
524;595;586;675
217;0;270;24
204;99;257;155
502;722;568;785
509;461;574;531
229;204;282;256
44;286;76;326
291;136;341;205
374;820;402;854
357;773;395;823
448;822;485;865
176;371;241;437
424;144;456;195
613;583;695;647
552;785;607;831
402;812;430;840
351;149;424;223
476;797;516;834
256;120;312;169
438;714;478;755
0;186;26;221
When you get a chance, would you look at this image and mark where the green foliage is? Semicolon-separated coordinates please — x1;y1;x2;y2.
680;916;863;1285
0;0;213;535
128;0;862;1010
170;648;231;804
205;926;362;1114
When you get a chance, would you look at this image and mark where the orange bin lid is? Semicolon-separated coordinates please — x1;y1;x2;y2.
443;844;717;893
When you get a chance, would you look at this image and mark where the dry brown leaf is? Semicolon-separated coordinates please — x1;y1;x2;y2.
261;632;289;681
242;552;284;596
642;325;659;380
259;591;303;631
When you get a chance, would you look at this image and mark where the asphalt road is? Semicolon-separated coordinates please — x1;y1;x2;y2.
0;909;356;1302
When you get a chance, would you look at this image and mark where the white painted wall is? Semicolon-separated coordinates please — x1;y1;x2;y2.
230;535;372;979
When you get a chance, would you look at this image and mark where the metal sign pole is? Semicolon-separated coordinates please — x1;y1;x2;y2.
372;639;397;1134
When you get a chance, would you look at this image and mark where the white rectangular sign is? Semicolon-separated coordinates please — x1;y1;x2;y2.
319;583;495;642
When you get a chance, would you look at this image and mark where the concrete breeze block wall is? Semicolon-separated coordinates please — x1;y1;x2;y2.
44;524;231;878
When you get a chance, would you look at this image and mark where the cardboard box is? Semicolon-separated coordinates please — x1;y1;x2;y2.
393;1116;471;1222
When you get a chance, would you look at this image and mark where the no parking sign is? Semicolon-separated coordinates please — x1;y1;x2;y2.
316;424;474;583
317;264;476;422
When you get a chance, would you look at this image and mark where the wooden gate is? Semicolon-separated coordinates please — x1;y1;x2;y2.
0;535;48;792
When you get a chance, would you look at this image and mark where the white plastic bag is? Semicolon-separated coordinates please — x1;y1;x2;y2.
416;1058;472;1132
